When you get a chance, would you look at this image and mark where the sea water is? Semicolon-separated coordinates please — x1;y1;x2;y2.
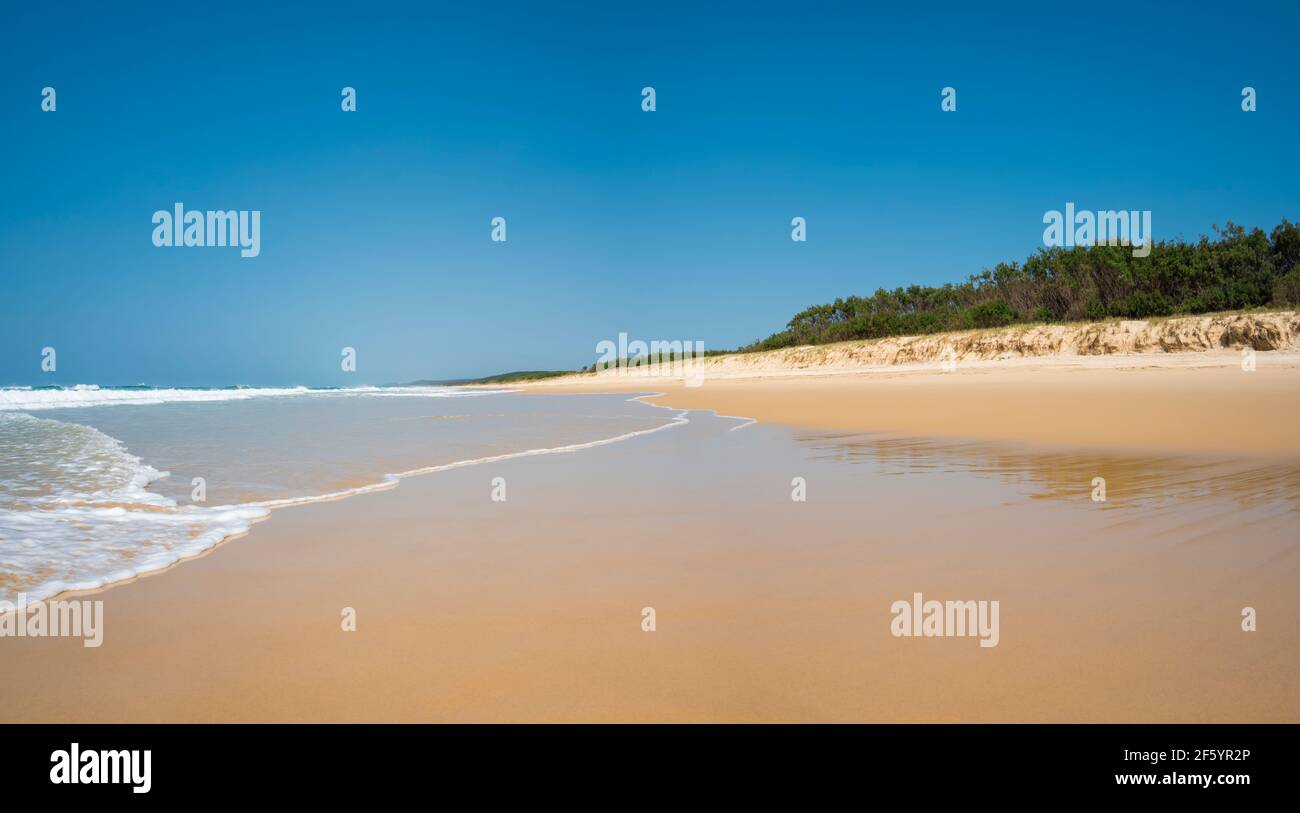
0;385;684;607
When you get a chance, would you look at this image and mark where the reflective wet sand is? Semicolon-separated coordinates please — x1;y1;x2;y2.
3;396;1296;721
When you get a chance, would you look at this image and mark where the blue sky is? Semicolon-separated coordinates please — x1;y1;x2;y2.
2;1;1296;386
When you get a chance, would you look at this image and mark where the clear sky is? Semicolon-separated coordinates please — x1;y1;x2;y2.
2;1;1297;386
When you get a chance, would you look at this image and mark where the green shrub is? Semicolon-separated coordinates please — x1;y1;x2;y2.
1118;291;1173;318
963;299;1018;329
1273;269;1300;306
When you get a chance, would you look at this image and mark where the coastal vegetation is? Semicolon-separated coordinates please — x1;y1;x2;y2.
456;370;574;384
744;219;1300;351
443;219;1300;380
401;370;575;386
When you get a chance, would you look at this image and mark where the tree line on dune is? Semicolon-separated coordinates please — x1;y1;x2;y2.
744;219;1300;351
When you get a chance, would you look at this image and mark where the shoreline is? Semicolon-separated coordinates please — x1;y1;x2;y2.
4;393;699;611
512;349;1300;459
6;400;1295;722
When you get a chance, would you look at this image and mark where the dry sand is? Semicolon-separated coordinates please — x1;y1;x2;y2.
524;350;1300;458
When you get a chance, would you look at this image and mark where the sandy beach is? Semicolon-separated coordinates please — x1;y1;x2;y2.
526;311;1300;458
4;348;1298;722
528;349;1300;458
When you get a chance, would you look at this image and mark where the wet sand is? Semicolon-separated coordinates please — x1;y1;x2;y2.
528;351;1300;458
3;390;1297;722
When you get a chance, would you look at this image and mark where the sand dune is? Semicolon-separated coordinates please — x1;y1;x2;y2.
520;313;1300;458
549;311;1300;382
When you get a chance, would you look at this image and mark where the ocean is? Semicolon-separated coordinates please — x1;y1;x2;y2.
0;385;691;608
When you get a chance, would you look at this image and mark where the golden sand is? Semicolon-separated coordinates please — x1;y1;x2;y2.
5;350;1297;722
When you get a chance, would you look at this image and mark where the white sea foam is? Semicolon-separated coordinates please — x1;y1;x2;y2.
0;412;270;608
0;503;268;609
0;392;693;607
0;385;511;411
